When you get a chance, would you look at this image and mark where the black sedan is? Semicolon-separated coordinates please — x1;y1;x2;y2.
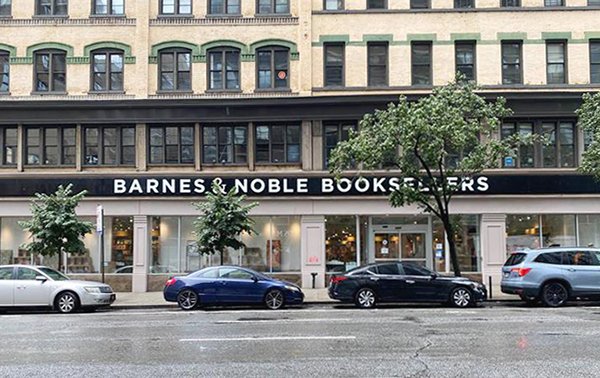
328;262;487;308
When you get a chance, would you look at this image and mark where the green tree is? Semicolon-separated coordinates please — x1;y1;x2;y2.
329;80;516;276
577;92;600;179
193;181;258;265
19;184;94;269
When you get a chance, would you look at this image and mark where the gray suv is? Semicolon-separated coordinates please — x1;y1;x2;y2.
501;247;600;307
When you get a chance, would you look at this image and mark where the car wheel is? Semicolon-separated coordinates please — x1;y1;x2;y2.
264;289;285;310
177;289;199;311
55;292;80;314
541;282;569;307
519;294;539;306
450;287;473;308
355;288;377;309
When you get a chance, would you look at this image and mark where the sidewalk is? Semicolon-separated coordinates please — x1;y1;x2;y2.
112;288;516;309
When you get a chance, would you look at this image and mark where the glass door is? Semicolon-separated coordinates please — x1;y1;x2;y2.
374;232;400;261
400;232;427;266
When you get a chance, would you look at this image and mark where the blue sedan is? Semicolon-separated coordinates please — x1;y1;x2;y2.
163;266;304;310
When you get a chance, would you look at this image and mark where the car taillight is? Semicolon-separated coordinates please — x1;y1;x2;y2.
330;276;348;284
165;277;177;287
511;267;532;277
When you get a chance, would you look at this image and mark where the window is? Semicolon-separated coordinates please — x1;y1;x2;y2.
324;43;344;87
159;49;191;91
0;0;10;16
16;267;38;280
25;126;76;166
1;127;17;165
411;42;432;85
455;41;476;81
544;0;564;6
502;121;575;168
91;50;124;92
592;40;600;83
367;0;386;9
534;252;562;264
208;48;240;90
84;126;135;165
257;0;289;14
590;0;600;5
202;125;247;164
93;0;124;15
324;0;343;10
160;0;191;15
324;121;356;167
504;253;527;266
501;0;521;6
402;263;432;276
564;251;595;266
410;0;429;8
546;41;567;84
325;216;358;273
501;41;522;84
454;0;474;8
0;267;12;280
219;267;254;280
256;46;289;89
149;125;194;164
209;0;240;14
367;42;388;86
255;124;300;163
376;263;400;275
36;0;68;15
34;50;66;93
0;50;8;92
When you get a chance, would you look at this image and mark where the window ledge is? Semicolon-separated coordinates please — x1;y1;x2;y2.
157;14;194;19
88;14;126;18
0;15;13;19
32;15;69;19
255;13;292;17
83;165;136;168
147;163;196;167
155;90;194;95
205;14;243;18
205;89;243;94
202;163;248;167
30;91;68;96
88;90;127;95
254;88;292;93
0;91;11;96
24;165;76;169
255;162;302;166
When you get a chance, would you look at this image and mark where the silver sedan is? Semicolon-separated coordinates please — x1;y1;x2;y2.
0;265;115;313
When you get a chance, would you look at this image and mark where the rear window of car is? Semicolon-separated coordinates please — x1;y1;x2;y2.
376;263;400;275
534;252;563;265
504;253;527;266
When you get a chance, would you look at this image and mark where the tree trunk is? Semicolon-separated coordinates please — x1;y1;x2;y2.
442;214;462;277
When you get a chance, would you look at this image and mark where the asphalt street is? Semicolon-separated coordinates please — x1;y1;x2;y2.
2;302;600;378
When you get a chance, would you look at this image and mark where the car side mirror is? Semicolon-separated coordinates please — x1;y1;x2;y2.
252;276;259;283
35;275;47;282
430;273;438;279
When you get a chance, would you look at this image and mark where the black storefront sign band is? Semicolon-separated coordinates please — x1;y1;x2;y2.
0;174;599;197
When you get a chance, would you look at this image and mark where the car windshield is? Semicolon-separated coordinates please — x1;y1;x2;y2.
38;267;70;281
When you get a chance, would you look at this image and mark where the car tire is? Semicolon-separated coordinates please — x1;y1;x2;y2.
450;287;473;308
355;287;377;309
177;289;199;311
264;289;285;310
55;291;80;314
541;282;569;307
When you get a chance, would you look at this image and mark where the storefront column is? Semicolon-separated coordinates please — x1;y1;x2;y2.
480;214;507;296
132;215;149;292
300;216;326;289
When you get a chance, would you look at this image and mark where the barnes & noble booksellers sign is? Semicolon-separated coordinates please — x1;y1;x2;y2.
0;174;599;197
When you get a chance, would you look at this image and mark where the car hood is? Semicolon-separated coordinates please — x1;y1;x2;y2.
57;280;110;288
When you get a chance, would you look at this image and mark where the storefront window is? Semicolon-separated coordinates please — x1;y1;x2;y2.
0;218;38;265
110;217;134;273
578;215;600;247
432;215;480;273
541;214;576;247
325;216;357;273
67;216;97;273
506;214;541;253
432;219;445;272
151;217;180;273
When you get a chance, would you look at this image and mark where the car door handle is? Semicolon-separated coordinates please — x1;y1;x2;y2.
568;268;576;272
405;280;415;284
370;277;379;281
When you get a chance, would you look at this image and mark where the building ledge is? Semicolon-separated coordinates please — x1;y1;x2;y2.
0;17;136;26
149;16;298;26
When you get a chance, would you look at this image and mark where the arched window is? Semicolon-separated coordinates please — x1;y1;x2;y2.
256;46;289;89
91;49;124;92
158;48;191;91
0;49;9;92
207;47;240;91
33;49;66;93
36;0;68;16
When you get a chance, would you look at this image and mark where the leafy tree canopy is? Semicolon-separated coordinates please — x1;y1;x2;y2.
577;92;600;179
193;181;258;263
19;184;94;257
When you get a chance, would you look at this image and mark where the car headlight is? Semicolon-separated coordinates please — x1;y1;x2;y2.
84;287;102;294
470;282;484;289
284;285;300;292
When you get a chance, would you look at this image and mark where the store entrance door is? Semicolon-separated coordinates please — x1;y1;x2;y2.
371;222;431;268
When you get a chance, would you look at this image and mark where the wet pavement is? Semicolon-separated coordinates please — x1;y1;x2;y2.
1;302;600;377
